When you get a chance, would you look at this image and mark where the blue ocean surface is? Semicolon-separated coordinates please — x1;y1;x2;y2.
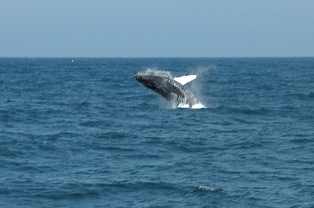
0;58;313;207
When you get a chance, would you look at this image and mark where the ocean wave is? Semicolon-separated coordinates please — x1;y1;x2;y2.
216;105;273;116
289;92;314;100
1;58;314;208
96;131;129;139
33;189;100;200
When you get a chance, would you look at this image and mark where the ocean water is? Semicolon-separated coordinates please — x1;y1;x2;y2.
0;58;313;208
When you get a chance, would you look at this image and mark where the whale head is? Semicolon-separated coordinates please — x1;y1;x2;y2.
134;73;170;89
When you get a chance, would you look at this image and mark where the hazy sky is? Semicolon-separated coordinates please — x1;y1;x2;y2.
1;0;314;57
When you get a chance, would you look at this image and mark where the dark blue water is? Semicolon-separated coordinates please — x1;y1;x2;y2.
1;58;313;207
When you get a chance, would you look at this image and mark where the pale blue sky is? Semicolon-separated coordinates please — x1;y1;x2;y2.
1;0;313;57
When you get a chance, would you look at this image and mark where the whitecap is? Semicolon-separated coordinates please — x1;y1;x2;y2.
198;186;220;192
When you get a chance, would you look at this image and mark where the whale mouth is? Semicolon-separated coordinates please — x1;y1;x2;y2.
133;73;140;80
134;73;151;85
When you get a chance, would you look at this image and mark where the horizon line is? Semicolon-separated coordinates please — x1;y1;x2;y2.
0;56;313;59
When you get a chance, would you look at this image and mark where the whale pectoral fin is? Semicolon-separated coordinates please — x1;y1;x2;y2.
173;75;197;85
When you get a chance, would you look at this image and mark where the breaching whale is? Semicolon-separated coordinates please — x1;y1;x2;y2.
134;71;198;108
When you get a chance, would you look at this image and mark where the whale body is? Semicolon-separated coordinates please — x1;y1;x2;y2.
134;72;198;108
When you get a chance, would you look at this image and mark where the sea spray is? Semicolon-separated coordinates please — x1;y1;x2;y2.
144;68;173;79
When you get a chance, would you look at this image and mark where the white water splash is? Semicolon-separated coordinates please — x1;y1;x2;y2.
177;102;207;109
191;103;207;109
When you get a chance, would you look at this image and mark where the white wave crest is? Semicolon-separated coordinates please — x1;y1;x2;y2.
198;186;220;192
177;102;207;109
